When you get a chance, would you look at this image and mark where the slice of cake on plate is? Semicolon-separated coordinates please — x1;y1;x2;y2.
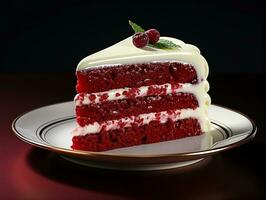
72;26;211;151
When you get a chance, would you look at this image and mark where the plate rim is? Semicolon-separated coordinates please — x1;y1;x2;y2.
12;102;257;164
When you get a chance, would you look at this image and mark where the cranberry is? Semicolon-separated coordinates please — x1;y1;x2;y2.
145;29;160;44
132;32;149;48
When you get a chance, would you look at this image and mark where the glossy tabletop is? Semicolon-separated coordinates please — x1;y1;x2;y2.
0;73;265;199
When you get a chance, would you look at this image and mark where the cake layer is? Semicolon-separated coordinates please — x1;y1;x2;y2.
71;118;202;151
76;93;198;125
76;62;198;93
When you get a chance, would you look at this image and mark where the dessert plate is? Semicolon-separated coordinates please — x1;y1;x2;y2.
12;102;256;171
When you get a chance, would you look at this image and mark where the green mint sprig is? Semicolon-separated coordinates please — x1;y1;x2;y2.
128;20;145;33
148;39;181;49
128;20;181;50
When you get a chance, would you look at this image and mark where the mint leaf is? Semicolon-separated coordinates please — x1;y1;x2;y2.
128;20;145;33
148;39;181;50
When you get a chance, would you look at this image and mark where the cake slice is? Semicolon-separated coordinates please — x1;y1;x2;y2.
72;36;211;151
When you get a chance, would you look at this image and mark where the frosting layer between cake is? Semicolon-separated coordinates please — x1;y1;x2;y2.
75;82;210;106
73;108;209;136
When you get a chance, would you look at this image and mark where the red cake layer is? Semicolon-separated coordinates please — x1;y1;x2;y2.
76;93;198;126
76;62;198;93
72;118;202;151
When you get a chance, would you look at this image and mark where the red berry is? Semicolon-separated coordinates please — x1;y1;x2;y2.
132;32;149;48
145;29;160;44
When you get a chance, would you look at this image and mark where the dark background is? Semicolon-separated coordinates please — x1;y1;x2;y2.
1;0;265;74
1;1;266;199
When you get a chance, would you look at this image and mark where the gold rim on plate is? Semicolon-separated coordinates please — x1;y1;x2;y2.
12;103;257;165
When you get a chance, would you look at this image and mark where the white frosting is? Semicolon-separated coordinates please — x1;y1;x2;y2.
75;81;210;107
74;36;211;136
73;108;209;136
77;37;209;80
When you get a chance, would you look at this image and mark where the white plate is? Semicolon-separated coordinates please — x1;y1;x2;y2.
12;102;256;171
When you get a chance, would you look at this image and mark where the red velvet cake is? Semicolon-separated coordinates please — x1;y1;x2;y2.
72;36;211;151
